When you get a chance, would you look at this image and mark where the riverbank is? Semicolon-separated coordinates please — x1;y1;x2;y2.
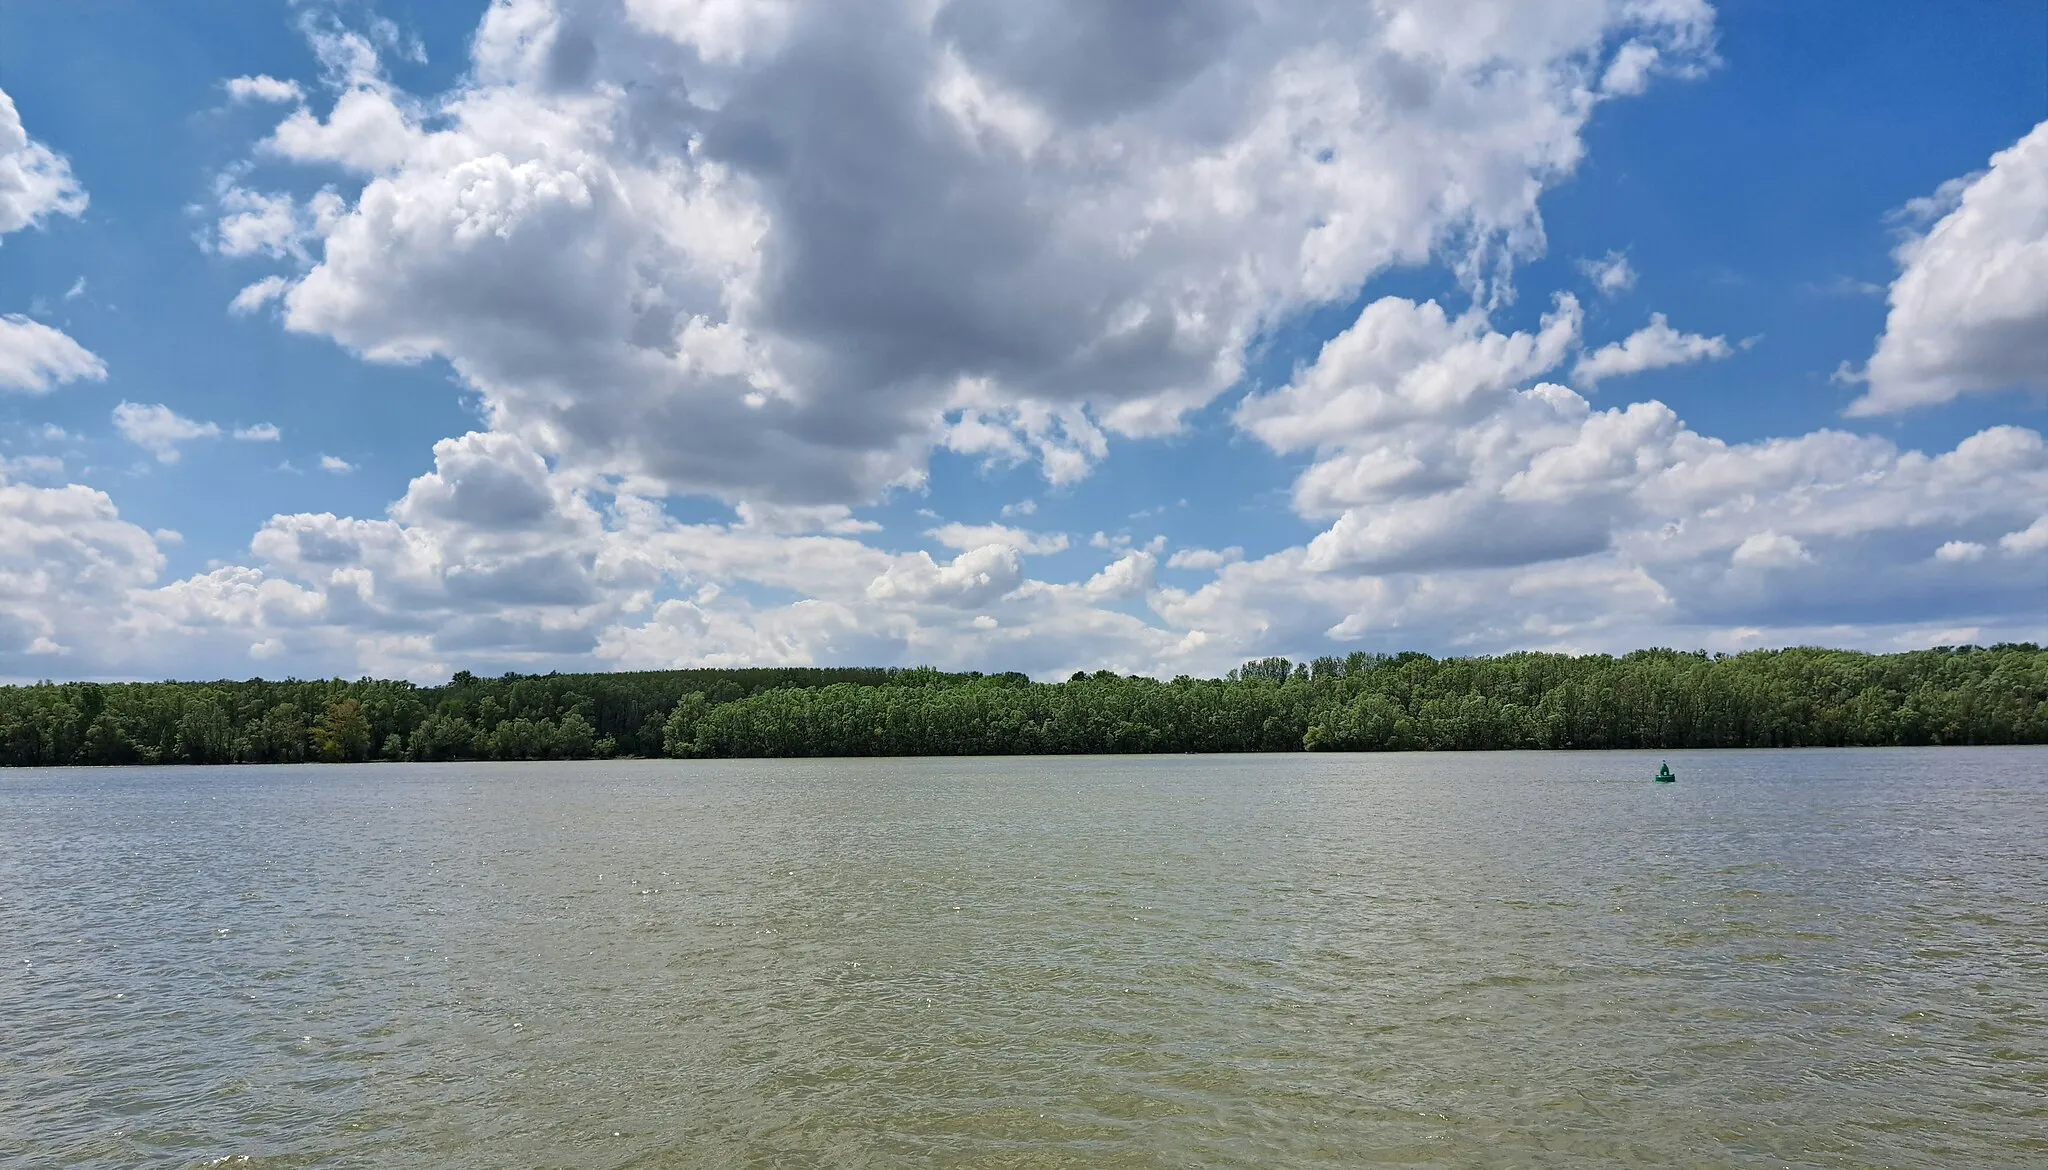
4;644;2043;766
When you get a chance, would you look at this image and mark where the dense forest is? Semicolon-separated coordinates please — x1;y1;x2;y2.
2;645;2045;767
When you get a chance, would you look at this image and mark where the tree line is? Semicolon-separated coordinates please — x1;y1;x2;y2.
1;646;2043;768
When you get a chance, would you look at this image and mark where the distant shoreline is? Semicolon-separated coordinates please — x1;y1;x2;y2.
13;743;2045;773
4;645;2043;767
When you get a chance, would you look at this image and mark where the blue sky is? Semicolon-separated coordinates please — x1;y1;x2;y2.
1;0;2044;682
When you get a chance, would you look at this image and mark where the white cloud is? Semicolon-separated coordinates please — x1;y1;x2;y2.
1192;289;2048;660
0;472;166;671
16;389;2048;683
1730;531;1810;569
1238;294;1582;468
926;522;1068;556
0;314;106;393
319;455;356;473
43;425;1183;679
1600;41;1662;96
0;90;102;396
1848;120;2048;415
226;75;305;104
866;544;1023;609
1576;250;1636;296
1088;531;1166;554
234;423;282;442
112;403;222;463
941;399;1113;487
1571;313;1732;385
213;186;303;259
730;501;879;535
2000;516;2048;556
229;275;294;316
1081;550;1157;599
1167;546;1244;571
222;0;1717;508
258;26;421;174
0;85;87;238
0;453;63;480
213;185;344;263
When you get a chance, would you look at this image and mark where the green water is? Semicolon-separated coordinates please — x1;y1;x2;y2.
4;750;2045;1167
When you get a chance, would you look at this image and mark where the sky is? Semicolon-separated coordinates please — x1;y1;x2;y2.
0;0;2044;684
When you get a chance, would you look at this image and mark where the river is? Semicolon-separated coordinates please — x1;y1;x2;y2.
4;749;2044;1167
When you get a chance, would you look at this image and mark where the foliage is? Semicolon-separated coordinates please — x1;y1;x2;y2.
2;648;2044;767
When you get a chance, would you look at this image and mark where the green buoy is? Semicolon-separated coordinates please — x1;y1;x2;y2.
1654;761;1676;783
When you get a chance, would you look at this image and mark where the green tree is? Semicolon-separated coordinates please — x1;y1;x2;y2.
663;692;710;757
175;690;235;764
312;698;373;763
555;712;596;759
407;712;475;761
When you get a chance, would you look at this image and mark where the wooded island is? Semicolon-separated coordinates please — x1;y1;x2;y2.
2;646;2043;767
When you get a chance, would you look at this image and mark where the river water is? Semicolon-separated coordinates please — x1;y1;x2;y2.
3;749;2044;1168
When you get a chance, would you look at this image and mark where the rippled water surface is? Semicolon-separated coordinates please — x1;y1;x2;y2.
4;750;2046;1168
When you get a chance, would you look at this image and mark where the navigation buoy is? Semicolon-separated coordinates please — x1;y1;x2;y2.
1654;761;1676;783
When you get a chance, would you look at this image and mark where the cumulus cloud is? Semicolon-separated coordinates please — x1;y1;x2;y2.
120;431;634;676
941;401;1111;487
19;394;2048;682
0;471;165;671
226;75;304;104
1730;531;1810;568
1204;287;2048;656
0;89;103;394
0;85;87;238
1238;295;1582;463
1848;120;2048;415
867;544;1024;608
1235;297;1632;577
730;501;880;536
234;423;281;442
7;422;1183;679
0;314;106;392
926;522;1068;556
2000;516;2048;556
1571;313;1732;385
213;184;344;262
217;0;1718;508
112;403;221;463
1167;546;1244;571
1599;41;1663;96
1081;549;1158;599
229;275;294;316
319;454;356;473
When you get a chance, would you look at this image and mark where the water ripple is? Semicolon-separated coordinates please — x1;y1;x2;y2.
3;749;2044;1168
